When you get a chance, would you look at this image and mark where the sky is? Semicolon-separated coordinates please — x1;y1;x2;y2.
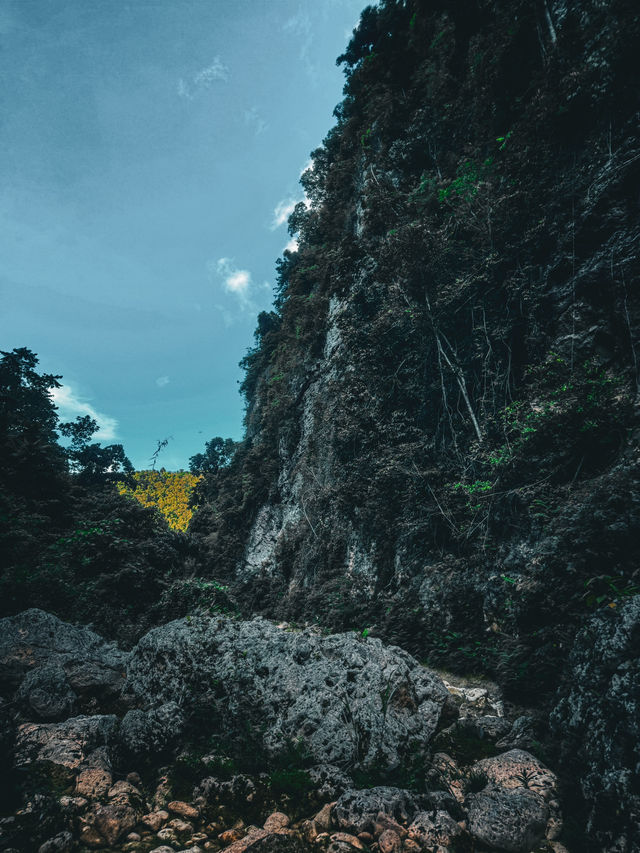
0;0;366;470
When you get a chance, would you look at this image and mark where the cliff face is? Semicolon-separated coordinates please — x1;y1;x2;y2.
190;2;640;847
200;0;639;688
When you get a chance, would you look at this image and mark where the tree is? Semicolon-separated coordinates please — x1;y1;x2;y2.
0;347;67;500
60;415;134;485
189;437;237;475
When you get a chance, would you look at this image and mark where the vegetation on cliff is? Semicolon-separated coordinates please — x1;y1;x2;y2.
190;0;640;706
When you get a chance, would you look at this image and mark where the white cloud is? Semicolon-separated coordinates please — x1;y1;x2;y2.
52;385;118;442
213;257;253;307
226;269;250;294
285;237;299;253
194;58;229;85
244;107;268;136
155;376;170;388
271;198;298;230
178;57;229;100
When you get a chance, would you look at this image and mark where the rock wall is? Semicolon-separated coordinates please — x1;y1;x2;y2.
189;1;640;849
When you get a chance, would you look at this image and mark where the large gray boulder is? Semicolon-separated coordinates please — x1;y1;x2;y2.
125;616;450;769
551;595;640;852
332;787;423;834
465;786;548;853
0;609;128;719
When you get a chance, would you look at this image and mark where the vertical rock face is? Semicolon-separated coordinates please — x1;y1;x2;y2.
198;0;640;689
189;1;640;849
551;595;640;851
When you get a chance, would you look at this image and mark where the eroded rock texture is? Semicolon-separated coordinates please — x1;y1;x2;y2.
551;595;640;851
125;615;450;771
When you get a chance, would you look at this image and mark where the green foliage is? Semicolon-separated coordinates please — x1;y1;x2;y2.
583;575;640;608
430;29;446;51
0;348;196;641
438;158;494;203
496;130;512;150
453;480;492;495
269;768;313;797
117;470;201;531
189;436;238;476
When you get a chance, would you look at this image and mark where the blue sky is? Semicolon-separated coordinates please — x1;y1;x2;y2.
0;0;365;470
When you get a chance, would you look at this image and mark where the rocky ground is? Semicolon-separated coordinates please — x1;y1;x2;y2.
1;609;569;853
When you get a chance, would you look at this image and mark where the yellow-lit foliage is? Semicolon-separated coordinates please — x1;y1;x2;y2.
117;470;201;531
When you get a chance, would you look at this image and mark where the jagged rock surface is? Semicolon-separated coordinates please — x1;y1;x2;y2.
125;615;450;770
551;594;640;851
0;608;127;719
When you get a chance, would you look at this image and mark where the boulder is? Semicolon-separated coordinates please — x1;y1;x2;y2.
407;810;466;848
74;747;113;799
81;780;144;847
332;788;422;835
465;786;548;852
119;702;184;759
0;609;127;706
125;616;449;770
16;663;76;722
37;831;73;853
471;749;558;802
467;749;561;841
14;715;118;775
306;765;353;802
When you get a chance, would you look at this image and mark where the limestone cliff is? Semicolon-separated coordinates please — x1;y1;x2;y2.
190;2;640;847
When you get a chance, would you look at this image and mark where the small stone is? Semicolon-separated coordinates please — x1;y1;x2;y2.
149;847;176;853
59;795;88;811
402;841;420;853
38;831;73;853
330;832;364;849
300;820;318;842
374;815;407;840
127;772;142;786
127;832;141;841
109;780;141;799
378;830;401;853
79;823;104;848
169;818;194;834
154;775;173;809
314;802;335;833
157;827;179;844
143;810;170;831
76;767;113;799
168;800;200;820
357;833;374;844
218;828;245;845
264;812;290;831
